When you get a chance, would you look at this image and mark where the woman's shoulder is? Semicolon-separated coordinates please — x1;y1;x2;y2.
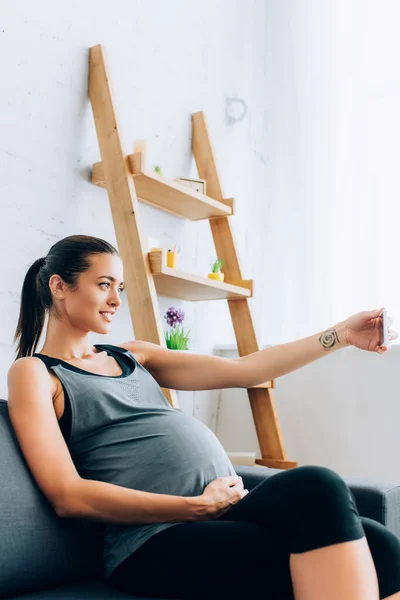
114;340;148;366
8;356;58;401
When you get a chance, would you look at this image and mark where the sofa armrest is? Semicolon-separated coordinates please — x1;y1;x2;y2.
344;476;400;540
234;465;400;541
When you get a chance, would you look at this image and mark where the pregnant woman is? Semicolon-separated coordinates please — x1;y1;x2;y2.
8;234;400;600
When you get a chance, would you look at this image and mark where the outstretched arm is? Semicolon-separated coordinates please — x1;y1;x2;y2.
121;321;349;391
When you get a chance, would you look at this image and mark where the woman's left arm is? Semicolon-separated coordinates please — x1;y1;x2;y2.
121;321;349;391
123;307;396;391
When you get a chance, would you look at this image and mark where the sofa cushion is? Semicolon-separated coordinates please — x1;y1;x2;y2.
10;580;151;599
0;400;104;599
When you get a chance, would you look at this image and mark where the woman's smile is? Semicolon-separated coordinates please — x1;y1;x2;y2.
100;312;114;322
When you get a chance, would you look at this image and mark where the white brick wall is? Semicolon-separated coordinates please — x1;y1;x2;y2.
0;0;267;433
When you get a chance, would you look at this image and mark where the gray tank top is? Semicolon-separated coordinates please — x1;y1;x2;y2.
33;344;236;580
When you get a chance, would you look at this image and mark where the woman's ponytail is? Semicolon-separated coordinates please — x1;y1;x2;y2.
13;257;47;360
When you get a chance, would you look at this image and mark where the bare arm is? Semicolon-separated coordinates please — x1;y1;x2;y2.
62;475;242;523
61;479;200;523
237;322;349;385
121;322;349;390
7;358;241;524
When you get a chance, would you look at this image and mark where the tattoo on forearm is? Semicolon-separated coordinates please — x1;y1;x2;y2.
319;329;340;351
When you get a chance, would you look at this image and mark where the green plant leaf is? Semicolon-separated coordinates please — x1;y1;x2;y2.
165;325;190;350
210;258;225;273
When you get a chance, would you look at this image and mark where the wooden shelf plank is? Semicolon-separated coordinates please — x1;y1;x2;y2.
249;381;273;389
222;381;273;389
255;458;299;470
148;250;252;301
92;156;234;221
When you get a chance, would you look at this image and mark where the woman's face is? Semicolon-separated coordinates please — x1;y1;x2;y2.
51;253;125;333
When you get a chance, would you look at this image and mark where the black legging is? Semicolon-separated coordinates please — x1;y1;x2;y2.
109;466;400;599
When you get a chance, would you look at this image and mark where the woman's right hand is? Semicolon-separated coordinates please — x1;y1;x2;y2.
192;475;249;520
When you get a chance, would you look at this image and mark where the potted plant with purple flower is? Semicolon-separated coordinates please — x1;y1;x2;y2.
164;306;190;350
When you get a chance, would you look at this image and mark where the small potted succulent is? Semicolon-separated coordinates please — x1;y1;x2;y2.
164;306;190;350
208;258;225;282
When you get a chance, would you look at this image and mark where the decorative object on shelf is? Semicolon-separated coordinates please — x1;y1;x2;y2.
93;161;232;220
153;165;163;176
175;177;207;195
147;249;252;301
208;258;225;282
166;244;180;268
164;306;190;350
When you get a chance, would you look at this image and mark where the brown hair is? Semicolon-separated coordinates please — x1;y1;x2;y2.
13;234;120;360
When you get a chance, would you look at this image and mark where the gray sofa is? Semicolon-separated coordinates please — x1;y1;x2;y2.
0;398;399;599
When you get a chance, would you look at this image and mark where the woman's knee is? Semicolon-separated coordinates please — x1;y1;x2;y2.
282;466;365;553
263;465;359;520
286;465;356;510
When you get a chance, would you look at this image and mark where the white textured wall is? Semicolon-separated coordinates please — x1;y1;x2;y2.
213;0;400;483
0;0;267;432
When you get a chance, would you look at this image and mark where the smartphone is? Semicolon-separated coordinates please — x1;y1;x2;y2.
382;308;389;347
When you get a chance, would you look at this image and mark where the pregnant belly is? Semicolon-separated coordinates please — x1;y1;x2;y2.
76;409;236;497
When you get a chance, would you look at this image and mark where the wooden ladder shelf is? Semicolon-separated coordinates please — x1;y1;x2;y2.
89;44;298;470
